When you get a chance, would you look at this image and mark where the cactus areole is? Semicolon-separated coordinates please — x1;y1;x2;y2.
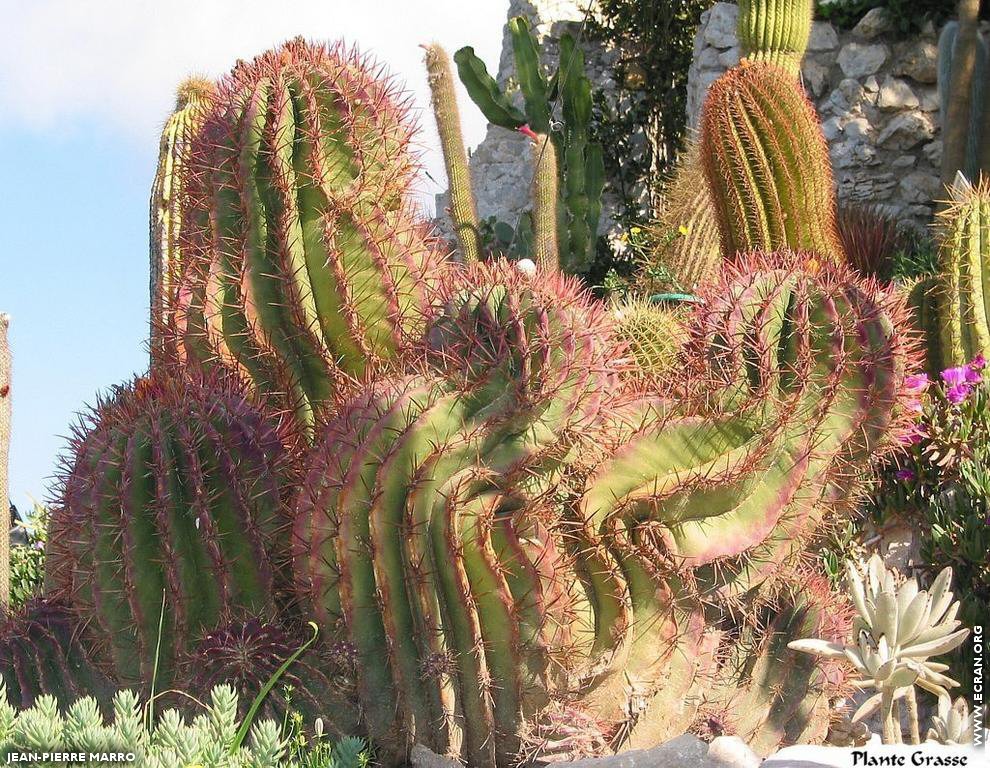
168;38;445;435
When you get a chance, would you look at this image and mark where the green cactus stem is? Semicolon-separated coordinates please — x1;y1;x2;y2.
526;129;560;270
937;175;990;367
150;77;214;364
0;599;117;712
700;63;844;262
938;20;988;183
424;43;482;264
610;298;689;379
168;38;446;435
738;0;814;76
47;372;290;691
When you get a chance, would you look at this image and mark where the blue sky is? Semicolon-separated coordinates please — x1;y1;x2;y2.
0;0;506;512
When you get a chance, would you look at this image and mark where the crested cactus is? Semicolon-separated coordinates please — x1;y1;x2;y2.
0;599;116;712
149;77;214;363
700;63;844;262
454;20;604;274
647;139;722;291
737;0;814;76
175;618;358;734
167;38;446;434
46;372;290;690
424;43;482;264
937;175;990;368
292;256;916;764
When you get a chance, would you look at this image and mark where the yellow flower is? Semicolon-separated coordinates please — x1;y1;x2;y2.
630;226;642;234
678;225;689;236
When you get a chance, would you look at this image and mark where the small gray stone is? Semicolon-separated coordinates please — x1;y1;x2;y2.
831;78;867;111
923;139;943;165
844;117;873;140
703;2;739;48
917;86;940;112
410;745;462;768
837;42;889;78
719;46;741;68
821;116;843;141
893;154;917;168
893;39;939;83
852;7;895;39
877;111;936;149
808;21;839;50
552;734;714;768
899;170;941;203
801;59;831;97
707;736;761;768
877;76;919;109
863;75;880;93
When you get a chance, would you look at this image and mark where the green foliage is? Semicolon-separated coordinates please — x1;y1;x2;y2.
455;17;605;274
867;361;989;693
0;683;369;768
8;501;47;610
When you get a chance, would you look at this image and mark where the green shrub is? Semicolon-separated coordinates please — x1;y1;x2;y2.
8;501;47;611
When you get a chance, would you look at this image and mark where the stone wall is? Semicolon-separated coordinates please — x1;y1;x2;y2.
687;3;943;228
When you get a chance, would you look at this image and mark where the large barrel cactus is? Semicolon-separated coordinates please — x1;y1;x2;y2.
46;372;291;690
700;63;843;262
167;38;446;433
937;175;990;368
0;599;117;711
149;77;214;362
737;0;814;76
291;256;915;765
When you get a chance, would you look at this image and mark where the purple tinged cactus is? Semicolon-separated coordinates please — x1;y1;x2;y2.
46;372;291;691
167;38;447;435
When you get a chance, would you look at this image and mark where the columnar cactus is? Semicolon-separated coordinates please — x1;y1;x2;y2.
700;63;844;262
168;38;446;433
292;256;915;764
0;599;116;711
0;313;10;608
737;0;814;76
937;175;990;368
47;372;290;690
648;140;722;291
149;77;214;363
527;131;560;270
424;43;482;263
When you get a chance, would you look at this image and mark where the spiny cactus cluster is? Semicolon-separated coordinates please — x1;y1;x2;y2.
46;372;290;690
937;175;990;369
165;38;446;434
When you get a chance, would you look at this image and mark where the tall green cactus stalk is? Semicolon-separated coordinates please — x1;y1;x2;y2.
937;175;990;367
0;599;117;712
168;38;446;434
528;131;560;270
46;372;290;690
648;139;722;290
938;17;989;185
0;313;9;609
0;598;114;710
424;44;482;264
700;63;844;262
292;256;915;764
738;0;814;76
149;77;214;364
454;19;604;274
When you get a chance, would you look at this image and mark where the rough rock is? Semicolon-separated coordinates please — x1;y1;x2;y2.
877;111;936;149
704;3;738;48
838;42;889;78
877;76;919;109
707;736;761;768
718;46;741;68
852;7;894;39
923;139;944;165
802;59;831;97
410;745;462;768
808;21;839;51
893;39;939;84
899;170;942;203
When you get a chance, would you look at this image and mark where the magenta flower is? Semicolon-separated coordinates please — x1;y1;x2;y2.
971;354;986;370
895;468;916;482
899;424;927;445
946;383;971;404
965;364;983;384
941;366;969;387
905;373;929;392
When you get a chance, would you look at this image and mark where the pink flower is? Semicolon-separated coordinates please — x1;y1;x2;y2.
895;468;916;482
517;124;539;142
941;366;969;387
899;424;927;445
971;354;986;370
905;373;929;392
965;364;983;384
946;383;971;404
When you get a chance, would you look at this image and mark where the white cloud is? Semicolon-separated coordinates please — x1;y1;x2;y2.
0;0;509;205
